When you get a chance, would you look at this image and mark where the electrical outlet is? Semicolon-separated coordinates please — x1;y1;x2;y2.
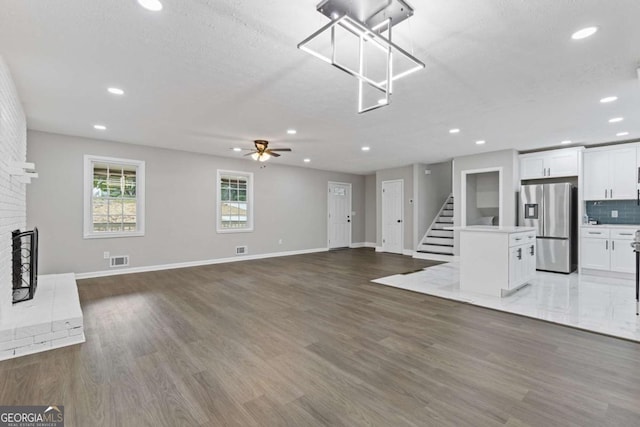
611;210;618;218
103;251;110;259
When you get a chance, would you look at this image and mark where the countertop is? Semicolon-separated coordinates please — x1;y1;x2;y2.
456;226;536;234
581;224;640;229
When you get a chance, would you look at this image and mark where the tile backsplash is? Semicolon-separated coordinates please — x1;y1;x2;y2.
585;200;640;225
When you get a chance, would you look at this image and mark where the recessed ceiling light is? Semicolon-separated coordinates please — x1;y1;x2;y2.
107;87;125;95
475;140;486;145
571;26;598;40
304;158;311;163
449;129;460;134
617;132;630;137
137;0;163;11
600;96;617;103
560;140;572;145
361;146;371;151
93;124;107;130
287;129;297;135
233;147;242;152
609;117;624;123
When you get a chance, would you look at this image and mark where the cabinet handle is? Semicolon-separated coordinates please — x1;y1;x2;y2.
588;232;601;235
548;167;551;176
620;233;633;236
515;237;522;241
517;248;522;260
605;189;608;199
610;189;613;199
637;189;639;206
612;240;615;250
606;240;608;250
530;245;535;255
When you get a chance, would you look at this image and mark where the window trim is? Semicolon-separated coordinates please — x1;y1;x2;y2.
83;154;146;239
216;169;254;233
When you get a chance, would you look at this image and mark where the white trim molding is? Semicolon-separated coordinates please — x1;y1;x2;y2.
75;247;329;280
216;169;254;233
83;155;146;239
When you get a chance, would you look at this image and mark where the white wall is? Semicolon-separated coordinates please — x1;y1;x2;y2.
0;57;27;323
453;149;519;255
27;131;366;275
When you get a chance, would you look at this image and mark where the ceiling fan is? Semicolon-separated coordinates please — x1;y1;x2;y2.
244;140;292;162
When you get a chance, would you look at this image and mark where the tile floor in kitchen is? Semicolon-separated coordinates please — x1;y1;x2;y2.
372;262;640;342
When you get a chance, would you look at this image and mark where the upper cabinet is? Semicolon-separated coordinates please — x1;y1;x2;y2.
583;144;637;200
519;148;581;180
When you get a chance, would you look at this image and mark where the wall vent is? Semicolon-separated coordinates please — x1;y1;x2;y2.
235;246;248;256
110;255;130;268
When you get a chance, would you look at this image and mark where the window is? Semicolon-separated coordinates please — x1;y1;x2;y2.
84;155;145;239
217;170;253;233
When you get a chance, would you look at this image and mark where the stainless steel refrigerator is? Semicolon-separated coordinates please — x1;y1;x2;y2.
519;183;577;273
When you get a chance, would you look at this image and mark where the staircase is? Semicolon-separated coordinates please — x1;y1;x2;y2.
415;195;455;260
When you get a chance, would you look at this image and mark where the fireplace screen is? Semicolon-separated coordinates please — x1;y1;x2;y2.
12;228;38;303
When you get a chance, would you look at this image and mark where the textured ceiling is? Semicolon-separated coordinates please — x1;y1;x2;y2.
1;0;639;174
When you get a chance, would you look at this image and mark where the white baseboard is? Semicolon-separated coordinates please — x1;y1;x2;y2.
350;242;376;249
375;246;383;252
580;268;633;280
402;249;414;256
414;252;459;262
75;247;329;280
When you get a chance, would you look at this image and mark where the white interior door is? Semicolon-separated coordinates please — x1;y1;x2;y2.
382;180;403;254
328;182;352;249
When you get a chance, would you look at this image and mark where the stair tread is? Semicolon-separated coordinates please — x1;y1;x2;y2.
417;250;454;256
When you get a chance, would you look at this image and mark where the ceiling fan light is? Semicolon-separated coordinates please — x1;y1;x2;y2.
251;153;260;161
260;153;271;162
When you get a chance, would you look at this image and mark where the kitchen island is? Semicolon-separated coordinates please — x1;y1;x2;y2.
459;226;536;297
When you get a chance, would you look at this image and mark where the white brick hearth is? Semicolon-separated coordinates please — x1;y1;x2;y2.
0;273;84;361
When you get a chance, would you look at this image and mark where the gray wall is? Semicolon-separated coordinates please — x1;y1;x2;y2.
414;161;452;247
453;149;519;255
364;174;376;244
27;131;366;274
376;165;414;250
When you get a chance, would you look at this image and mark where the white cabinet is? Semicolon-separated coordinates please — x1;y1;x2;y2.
581;227;636;273
583;145;637;200
610;229;636;273
581;236;610;270
460;227;536;296
520;148;580;180
509;241;536;288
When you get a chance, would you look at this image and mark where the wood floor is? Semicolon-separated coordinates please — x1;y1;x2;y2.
1;248;639;426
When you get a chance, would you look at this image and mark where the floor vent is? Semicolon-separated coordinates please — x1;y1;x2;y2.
110;255;130;268
235;246;248;256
